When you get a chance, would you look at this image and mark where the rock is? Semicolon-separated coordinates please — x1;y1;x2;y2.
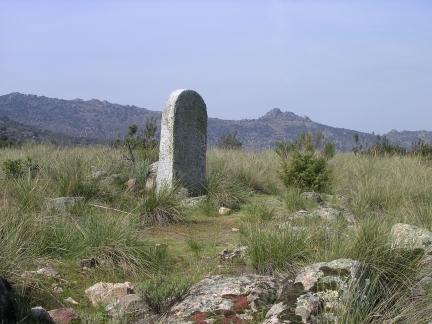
145;177;156;192
411;276;432;297
149;162;158;175
49;197;84;210
145;162;159;192
156;89;208;197
310;207;342;222
218;207;232;215
126;178;137;190
63;297;79;305
181;195;206;208
48;308;79;324
166;275;279;323
52;285;64;294
219;246;248;263
79;258;98;269
105;294;149;318
31;306;54;323
301;192;322;203
263;302;290;324
0;277;16;323
36;267;59;278
264;259;362;323
390;223;432;254
85;282;134;307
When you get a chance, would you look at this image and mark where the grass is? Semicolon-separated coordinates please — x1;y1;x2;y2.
0;145;431;322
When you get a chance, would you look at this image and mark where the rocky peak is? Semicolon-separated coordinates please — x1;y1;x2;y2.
260;108;305;122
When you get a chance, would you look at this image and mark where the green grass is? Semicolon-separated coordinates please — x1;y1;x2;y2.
1;145;432;322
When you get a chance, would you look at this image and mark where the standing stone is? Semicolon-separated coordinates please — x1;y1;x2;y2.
156;89;207;196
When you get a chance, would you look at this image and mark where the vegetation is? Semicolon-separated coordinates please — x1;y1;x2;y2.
0;143;431;322
216;131;243;150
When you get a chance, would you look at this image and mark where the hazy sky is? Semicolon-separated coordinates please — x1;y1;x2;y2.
1;0;431;133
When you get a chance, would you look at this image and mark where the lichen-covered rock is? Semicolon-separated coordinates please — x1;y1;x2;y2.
390;223;432;254
219;246;248;263
165;275;279;323
264;259;362;324
310;207;342;222
105;294;149;319
85;282;134;307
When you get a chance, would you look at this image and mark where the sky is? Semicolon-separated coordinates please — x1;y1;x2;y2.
1;0;431;134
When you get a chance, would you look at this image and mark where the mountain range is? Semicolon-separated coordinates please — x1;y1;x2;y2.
0;92;430;151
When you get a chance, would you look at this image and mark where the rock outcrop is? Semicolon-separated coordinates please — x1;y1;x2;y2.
165;275;279;323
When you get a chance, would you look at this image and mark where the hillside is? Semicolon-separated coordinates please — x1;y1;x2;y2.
0;116;96;146
0;92;430;150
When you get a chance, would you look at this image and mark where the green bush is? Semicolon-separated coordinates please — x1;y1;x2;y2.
323;142;336;160
280;151;331;192
138;275;191;314
1;158;40;180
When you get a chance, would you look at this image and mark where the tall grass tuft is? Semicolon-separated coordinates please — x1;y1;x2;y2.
139;187;183;225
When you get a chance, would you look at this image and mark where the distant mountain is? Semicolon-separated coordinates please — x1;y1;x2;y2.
0;116;95;146
0;92;430;151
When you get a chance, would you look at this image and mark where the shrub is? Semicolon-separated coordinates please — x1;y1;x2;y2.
322;142;336;160
138;275;191;314
1;158;39;180
279;151;331;192
216;131;242;150
139;187;183;225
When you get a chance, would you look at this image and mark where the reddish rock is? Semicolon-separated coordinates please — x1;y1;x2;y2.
48;308;79;324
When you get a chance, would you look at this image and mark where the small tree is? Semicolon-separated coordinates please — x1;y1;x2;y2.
323;142;336;160
217;131;242;150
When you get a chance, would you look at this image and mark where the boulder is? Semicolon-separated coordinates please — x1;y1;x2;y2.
48;308;79;324
310;207;341;222
264;259;362;323
219;246;248;263
390;223;432;254
218;207;232;215
0;278;16;323
31;307;54;323
166;275;279;323
105;294;149;318
85;282;134;307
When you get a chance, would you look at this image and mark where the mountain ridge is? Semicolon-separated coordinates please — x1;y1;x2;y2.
0;92;430;150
